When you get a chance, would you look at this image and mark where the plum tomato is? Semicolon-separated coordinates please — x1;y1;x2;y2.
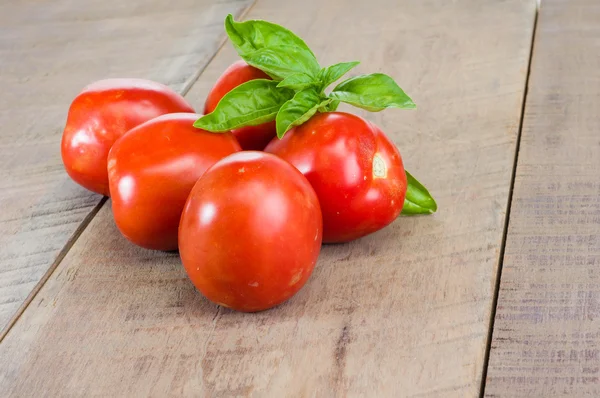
179;151;322;312
265;112;407;243
61;78;195;196
107;113;240;251
204;60;277;151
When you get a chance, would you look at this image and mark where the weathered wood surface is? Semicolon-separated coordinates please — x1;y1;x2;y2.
0;0;536;396
485;0;600;396
0;0;252;333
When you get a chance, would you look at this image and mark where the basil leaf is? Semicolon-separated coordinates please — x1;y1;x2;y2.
276;89;330;138
277;72;318;91
401;171;437;215
328;73;416;112
194;79;293;132
225;14;320;79
318;61;359;90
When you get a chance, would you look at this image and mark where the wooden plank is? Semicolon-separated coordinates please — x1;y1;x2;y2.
485;1;600;396
0;0;536;396
0;0;252;332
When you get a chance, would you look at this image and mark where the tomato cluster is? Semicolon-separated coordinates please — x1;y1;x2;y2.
62;72;407;312
61;15;435;312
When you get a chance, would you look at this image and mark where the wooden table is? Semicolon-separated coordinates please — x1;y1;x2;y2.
0;0;598;396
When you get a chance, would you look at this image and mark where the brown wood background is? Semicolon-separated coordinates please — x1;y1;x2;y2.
3;0;599;396
0;0;538;396
484;0;600;396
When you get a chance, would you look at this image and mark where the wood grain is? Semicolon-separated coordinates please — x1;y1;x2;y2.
0;0;252;332
0;0;536;396
485;0;600;396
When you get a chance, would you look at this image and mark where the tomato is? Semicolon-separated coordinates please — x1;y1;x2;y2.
107;113;240;251
265;112;407;243
61;78;195;196
179;151;322;312
204;60;277;151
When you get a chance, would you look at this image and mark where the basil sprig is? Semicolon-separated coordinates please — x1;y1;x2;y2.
195;15;436;215
197;15;415;136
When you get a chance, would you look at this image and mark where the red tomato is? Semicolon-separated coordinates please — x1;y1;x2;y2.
107;113;240;251
179;151;322;312
265;112;407;243
204;60;277;151
61;78;195;196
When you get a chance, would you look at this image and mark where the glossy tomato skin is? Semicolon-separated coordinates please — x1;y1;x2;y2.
107;113;240;251
179;152;322;312
61;78;195;196
204;60;276;151
265;112;407;243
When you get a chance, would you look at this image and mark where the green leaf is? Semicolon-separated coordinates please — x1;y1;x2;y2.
276;89;330;138
328;73;416;112
225;14;320;80
401;171;437;215
317;61;360;90
277;72;318;91
194;79;294;132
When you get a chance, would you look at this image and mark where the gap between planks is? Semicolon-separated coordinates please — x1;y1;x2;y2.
0;0;258;343
478;5;540;397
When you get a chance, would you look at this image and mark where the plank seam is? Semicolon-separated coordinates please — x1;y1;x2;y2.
0;197;107;341
0;0;258;343
179;0;258;97
478;4;540;397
